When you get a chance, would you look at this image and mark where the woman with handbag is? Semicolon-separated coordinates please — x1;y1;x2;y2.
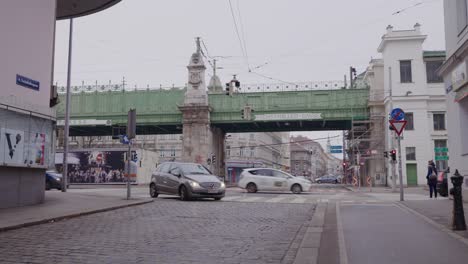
426;160;438;198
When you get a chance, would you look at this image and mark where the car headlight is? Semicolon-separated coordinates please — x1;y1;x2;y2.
220;182;225;188
55;177;61;181
189;180;200;188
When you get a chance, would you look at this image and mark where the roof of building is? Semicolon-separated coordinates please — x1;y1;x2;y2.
57;0;121;20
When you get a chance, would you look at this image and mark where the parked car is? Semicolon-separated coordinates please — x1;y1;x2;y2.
149;162;225;201
45;170;65;190
315;175;340;184
237;168;312;194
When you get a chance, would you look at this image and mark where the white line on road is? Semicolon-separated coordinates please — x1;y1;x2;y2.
336;202;348;264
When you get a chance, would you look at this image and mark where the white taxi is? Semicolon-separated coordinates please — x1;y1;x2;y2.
237;168;312;194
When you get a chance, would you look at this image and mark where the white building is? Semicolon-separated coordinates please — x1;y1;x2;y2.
439;0;468;199
375;24;447;187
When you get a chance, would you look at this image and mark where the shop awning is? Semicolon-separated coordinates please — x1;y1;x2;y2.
57;0;121;20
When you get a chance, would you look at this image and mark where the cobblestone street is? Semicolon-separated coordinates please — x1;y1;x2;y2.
0;198;315;264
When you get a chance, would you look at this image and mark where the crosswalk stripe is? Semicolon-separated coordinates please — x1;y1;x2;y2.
222;195;245;201
290;197;307;203
265;196;292;203
235;196;264;202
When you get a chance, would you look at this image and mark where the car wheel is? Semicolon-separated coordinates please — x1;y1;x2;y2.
149;183;159;198
317;180;321;184
179;185;191;201
246;183;257;193
45;181;51;191
291;184;302;194
334;180;338;184
214;197;222;201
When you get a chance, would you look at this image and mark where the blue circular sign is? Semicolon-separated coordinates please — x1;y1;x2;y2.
390;108;405;121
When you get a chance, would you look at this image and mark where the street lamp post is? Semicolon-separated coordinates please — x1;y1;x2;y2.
62;18;73;192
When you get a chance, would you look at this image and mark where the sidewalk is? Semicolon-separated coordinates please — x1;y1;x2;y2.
0;190;153;232
401;199;468;239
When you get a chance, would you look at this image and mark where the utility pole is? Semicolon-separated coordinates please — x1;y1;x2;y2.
62;18;73;192
389;66;397;192
349;67;354;88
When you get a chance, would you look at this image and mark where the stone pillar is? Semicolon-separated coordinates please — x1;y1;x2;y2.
179;38;226;172
179;105;212;167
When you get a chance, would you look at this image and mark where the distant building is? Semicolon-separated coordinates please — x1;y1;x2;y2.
290;135;329;180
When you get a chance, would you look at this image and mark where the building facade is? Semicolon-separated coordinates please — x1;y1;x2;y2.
373;24;447;187
439;0;468;198
290;135;328;180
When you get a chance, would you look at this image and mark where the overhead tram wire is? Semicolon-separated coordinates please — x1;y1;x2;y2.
236;0;250;71
228;135;341;149
228;0;250;71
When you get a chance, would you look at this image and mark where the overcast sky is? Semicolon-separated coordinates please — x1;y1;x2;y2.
53;0;445;156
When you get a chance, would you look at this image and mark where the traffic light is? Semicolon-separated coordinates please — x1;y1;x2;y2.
241;109;245;119
211;154;216;164
390;149;396;161
384;151;388;158
225;83;231;95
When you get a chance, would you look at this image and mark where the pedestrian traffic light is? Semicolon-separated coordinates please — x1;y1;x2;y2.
390;149;396;161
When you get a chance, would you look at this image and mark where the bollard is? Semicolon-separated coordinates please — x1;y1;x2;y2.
449;170;466;231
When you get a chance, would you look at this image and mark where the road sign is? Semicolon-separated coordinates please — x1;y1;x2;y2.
435;156;449;161
389;120;407;136
120;135;130;144
390;108;405;121
330;150;342;154
434;147;448;152
330;145;343;150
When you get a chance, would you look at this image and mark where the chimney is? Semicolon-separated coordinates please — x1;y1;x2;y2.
386;25;393;34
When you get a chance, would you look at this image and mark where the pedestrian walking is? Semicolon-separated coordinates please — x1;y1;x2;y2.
426;160;438;198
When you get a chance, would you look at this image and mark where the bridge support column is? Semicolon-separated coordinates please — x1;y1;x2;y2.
179;105;212;166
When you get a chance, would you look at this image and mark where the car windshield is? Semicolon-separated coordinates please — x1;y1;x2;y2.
179;163;211;175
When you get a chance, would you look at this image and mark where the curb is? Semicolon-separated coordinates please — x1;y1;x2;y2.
0;199;153;233
293;202;327;264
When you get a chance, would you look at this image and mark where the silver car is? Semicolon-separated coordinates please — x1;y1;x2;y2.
149;162;226;201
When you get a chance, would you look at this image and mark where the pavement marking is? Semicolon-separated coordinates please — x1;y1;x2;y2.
265;196;292;203
289;197;308;204
222;195;245;201
395;202;468;248
234;196;265;203
336;202;349;264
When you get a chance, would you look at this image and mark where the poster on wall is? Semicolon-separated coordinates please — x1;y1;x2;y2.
55;150;136;184
26;133;46;166
0;128;25;165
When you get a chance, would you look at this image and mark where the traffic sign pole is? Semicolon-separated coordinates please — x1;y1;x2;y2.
397;136;404;201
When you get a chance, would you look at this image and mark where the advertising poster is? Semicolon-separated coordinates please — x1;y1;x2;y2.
26;132;46;166
0;128;25;165
56;150;136;184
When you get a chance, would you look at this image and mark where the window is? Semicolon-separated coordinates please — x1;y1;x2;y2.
240;147;245;157
250;134;255;140
457;0;468;34
405;112;414;130
406;147;416;160
250;147;255;157
400;60;412;83
272;170;290;178
426;61;444;83
226;146;231;157
433;113;446;130
251;169;273;176
170;146;175;157
160;146;165;157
